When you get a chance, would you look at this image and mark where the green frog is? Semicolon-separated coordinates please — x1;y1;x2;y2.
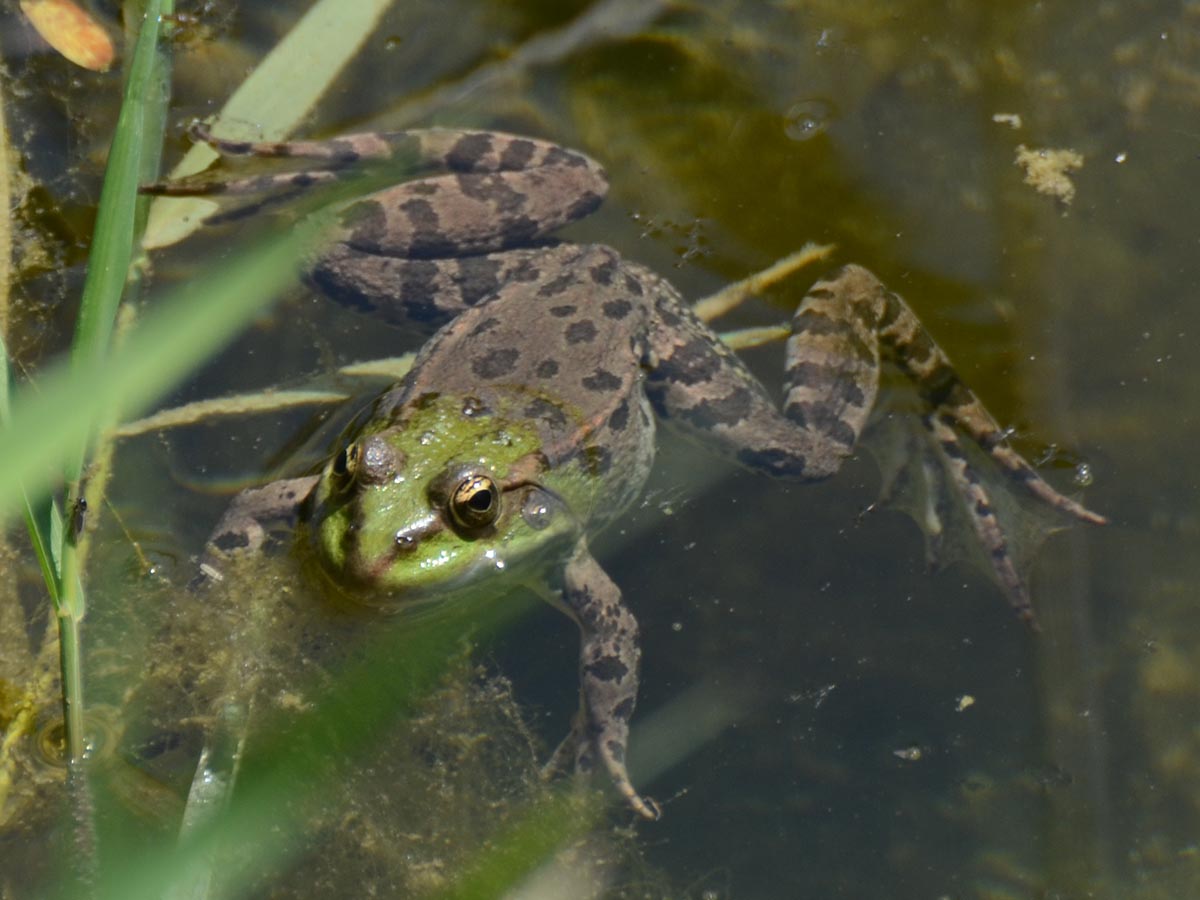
150;126;1104;821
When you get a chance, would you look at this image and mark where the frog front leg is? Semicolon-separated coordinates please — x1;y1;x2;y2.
545;540;659;820
644;264;1104;622
195;476;319;584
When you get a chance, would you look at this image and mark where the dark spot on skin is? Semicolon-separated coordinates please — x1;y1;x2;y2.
1010;466;1036;484
922;365;961;409
623;274;644;296
391;259;450;322
456;172;526;215
582;369;622;393
544;145;587;168
791;312;875;362
902;330;937;367
538;272;577;298
566;191;603;220
566;320;597;344
535;359;560;378
589;257;618;285
395;198;460;258
508;257;541;282
549;304;577;317
499;138;536;169
786;362;867;408
470;316;502;337
655;302;683;329
496;213;541;245
307;264;379;317
472;348;520;379
454;256;504;306
736;446;808;477
792;309;847;337
585;656;629;682
446;132;494;171
524;398;569;429
213;531;251;553
290;173;317;188
606;740;625;764
659;336;723;386
783;400;857;447
608;398;630;431
681;387;755;429
602;298;633;319
612;698;635;721
407;181;439;196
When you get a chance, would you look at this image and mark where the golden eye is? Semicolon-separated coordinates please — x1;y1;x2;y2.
448;474;500;532
331;441;362;487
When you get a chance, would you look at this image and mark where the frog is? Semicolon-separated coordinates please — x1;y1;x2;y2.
146;124;1105;821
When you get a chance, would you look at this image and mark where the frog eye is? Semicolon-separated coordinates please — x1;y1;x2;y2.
331;441;362;487
448;474;500;532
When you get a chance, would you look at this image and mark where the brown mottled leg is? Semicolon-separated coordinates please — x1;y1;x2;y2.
647;263;1103;615
922;414;1038;624
553;540;659;820
195;476;319;585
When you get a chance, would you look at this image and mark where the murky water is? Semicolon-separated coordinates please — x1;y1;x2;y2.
2;1;1198;897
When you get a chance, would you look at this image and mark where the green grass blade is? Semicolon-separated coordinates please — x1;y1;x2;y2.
0;336;63;604
63;0;165;485
0;215;330;523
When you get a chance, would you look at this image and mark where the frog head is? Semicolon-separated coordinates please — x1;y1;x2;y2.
305;393;578;607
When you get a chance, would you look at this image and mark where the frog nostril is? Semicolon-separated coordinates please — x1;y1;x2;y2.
395;532;419;554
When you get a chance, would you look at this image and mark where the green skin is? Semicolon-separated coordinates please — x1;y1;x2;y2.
182;126;1104;821
306;392;587;599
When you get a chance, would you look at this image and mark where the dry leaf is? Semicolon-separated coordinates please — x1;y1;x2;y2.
19;0;116;72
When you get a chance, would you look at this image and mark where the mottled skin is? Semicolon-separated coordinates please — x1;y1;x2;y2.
150;125;1104;820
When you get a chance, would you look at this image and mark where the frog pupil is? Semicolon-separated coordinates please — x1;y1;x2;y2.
468;489;493;511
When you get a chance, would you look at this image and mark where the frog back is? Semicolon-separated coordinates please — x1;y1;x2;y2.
384;243;657;525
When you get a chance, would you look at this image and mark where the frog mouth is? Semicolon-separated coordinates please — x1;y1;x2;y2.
304;536;516;613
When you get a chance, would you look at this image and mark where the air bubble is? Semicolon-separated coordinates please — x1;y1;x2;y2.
1074;461;1094;487
784;99;835;141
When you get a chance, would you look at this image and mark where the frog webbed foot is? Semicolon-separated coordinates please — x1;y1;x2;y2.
542;711;662;821
548;542;660;821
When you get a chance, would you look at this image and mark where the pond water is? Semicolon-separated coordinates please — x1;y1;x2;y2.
1;1;1197;897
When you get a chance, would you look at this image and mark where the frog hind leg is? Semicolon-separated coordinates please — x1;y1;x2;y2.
645;263;1103;618
547;540;660;820
142;126;608;234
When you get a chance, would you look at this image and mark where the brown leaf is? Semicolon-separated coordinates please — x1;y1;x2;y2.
19;0;116;72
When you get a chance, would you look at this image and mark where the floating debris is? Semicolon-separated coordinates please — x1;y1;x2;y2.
1014;143;1084;206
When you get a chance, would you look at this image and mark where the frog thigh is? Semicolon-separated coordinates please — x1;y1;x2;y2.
553;540;659;820
643;272;844;481
307;245;580;331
